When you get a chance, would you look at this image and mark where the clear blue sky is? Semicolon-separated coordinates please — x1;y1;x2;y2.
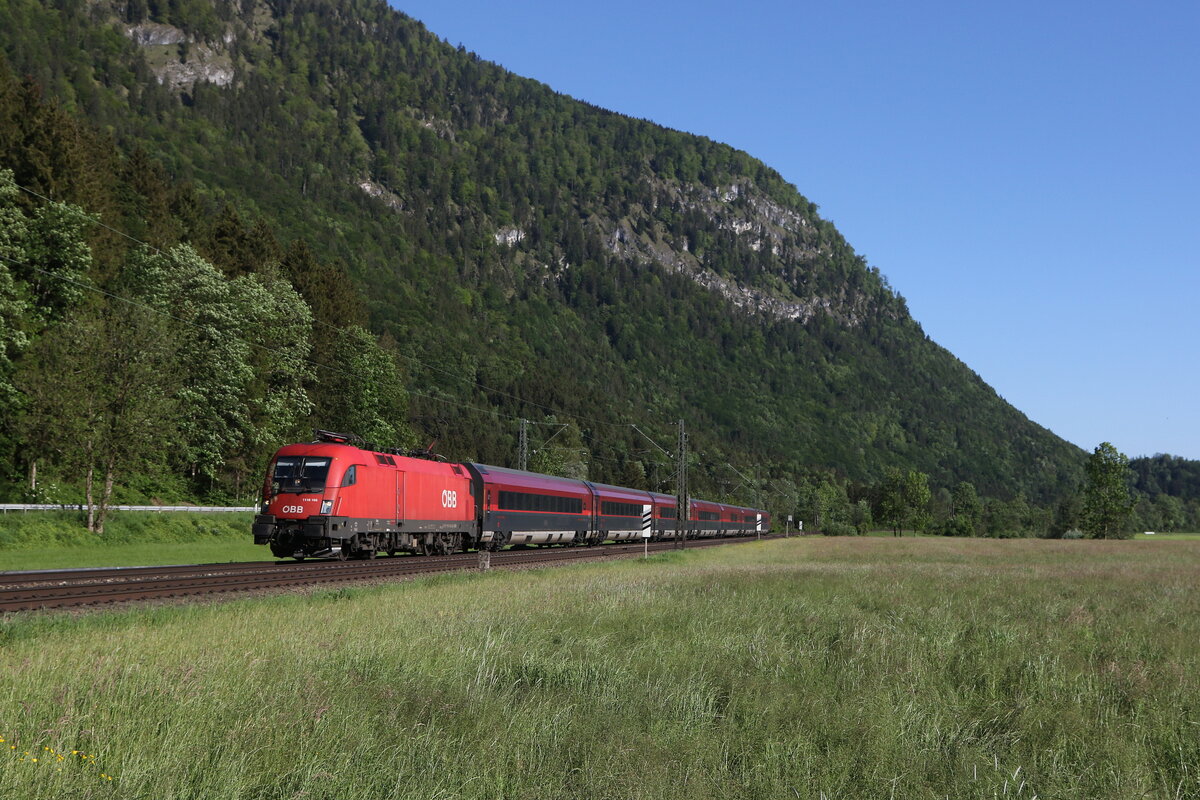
392;0;1200;461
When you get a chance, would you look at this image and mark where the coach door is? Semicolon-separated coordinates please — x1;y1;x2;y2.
584;482;599;538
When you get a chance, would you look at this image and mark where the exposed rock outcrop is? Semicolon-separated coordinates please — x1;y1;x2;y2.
124;23;234;90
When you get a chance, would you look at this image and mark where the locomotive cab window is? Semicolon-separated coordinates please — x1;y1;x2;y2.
273;457;331;493
341;465;357;487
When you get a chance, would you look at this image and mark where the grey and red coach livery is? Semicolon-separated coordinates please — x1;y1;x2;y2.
254;431;770;560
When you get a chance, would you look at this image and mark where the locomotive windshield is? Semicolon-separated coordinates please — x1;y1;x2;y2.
272;457;332;494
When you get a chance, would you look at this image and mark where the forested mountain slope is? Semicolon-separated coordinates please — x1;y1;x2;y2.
0;0;1085;503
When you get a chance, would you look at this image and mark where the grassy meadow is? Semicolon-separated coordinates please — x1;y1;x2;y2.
1;536;1198;799
1134;531;1200;540
0;512;260;571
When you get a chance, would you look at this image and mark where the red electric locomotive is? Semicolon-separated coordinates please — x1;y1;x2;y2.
253;431;771;560
253;431;476;559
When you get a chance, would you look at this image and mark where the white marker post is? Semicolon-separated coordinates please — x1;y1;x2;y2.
642;505;653;558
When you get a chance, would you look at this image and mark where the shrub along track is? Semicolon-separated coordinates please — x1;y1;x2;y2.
0;535;782;612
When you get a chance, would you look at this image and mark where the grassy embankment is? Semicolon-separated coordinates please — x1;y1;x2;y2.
2;536;1198;799
0;511;259;571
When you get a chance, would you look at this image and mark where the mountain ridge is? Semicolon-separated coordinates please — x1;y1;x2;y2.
0;0;1086;504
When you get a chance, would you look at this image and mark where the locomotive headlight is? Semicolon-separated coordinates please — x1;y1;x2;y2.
320;500;333;514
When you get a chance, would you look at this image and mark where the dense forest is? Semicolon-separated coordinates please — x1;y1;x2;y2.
0;0;1196;534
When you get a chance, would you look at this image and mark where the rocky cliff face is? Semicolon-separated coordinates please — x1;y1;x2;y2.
116;0;889;334
591;177;875;326
124;22;234;90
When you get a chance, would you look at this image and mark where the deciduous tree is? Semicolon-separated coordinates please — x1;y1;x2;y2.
319;325;415;449
878;467;931;535
1081;442;1135;539
124;244;315;489
18;300;179;533
951;481;982;533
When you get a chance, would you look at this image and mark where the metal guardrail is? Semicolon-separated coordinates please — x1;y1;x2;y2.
0;504;257;513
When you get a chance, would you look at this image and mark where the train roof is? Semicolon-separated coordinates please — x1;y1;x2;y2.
468;463;590;494
585;481;653;502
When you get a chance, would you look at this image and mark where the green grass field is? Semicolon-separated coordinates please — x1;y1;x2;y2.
0;511;258;571
1;536;1197;799
1134;531;1200;540
0;540;268;571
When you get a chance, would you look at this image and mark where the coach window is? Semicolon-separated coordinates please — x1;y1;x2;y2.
341;465;357;487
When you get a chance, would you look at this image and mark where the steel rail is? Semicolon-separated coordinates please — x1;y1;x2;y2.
0;504;256;512
0;535;782;612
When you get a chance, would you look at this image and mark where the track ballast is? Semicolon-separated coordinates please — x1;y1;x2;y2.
0;535;782;612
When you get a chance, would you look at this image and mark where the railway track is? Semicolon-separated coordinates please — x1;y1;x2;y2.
0;534;783;612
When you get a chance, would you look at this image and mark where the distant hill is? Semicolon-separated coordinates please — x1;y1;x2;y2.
1130;455;1200;502
0;0;1085;501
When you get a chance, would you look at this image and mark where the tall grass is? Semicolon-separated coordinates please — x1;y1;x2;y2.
1;537;1197;799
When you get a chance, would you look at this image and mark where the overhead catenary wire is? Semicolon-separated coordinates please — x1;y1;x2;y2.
14;182;168;256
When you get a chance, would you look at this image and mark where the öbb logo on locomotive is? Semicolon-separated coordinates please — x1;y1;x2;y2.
252;430;770;561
